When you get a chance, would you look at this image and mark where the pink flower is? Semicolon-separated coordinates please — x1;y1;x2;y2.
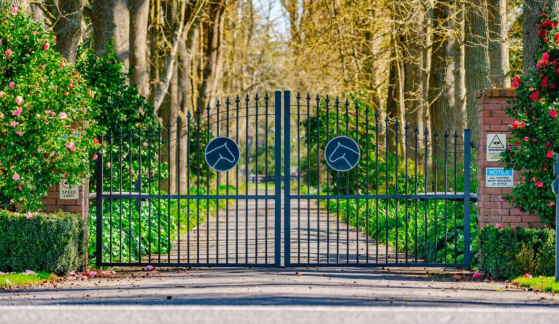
15;96;23;104
499;196;503;202
5;49;13;58
523;136;529;141
93;138;99;144
532;138;538;143
15;130;23;136
11;108;22;117
547;150;555;158
517;208;523;213
60;59;65;68
12;173;20;181
44;120;49;124
551;110;558;118
529;90;541;101
106;162;111;168
92;154;99;160
546;142;553;149
542;76;549;87
43;43;49;51
0;91;3;97
135;65;139;69
0;40;2;45
549;201;555;207
9;82;15;89
495;223;502;228
514;75;520;83
512;81;519;89
145;265;155;271
59;112;67;120
473;272;483;279
523;273;533;278
11;121;18;127
11;8;19;15
65;142;75;152
543;52;550;63
49;151;55;157
535;180;543;187
25;213;33;219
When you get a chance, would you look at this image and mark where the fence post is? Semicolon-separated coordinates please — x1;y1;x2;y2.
96;135;104;267
463;129;471;268
283;91;291;266
274;91;282;267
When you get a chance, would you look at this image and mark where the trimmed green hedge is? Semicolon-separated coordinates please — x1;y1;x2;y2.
0;211;85;275
479;226;555;280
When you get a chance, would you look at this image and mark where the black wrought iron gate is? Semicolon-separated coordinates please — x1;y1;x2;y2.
95;91;475;268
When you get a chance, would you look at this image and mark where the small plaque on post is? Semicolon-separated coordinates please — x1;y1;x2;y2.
60;180;79;199
486;168;513;188
486;134;506;161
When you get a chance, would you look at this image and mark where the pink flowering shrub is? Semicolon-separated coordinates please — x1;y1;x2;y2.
502;12;559;226
0;6;101;211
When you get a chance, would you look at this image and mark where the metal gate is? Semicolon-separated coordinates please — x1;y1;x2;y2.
95;91;475;268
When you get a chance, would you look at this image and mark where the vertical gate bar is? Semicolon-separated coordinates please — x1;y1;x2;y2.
264;94;269;263
274;91;282;266
167;120;171;264
316;94;321;263
95;135;104;267
207;104;211;263
374;110;379;263
216;101;220;263
245;95;249;264
326;96;330;263
284;90;291;266
157;126;161;264
297;93;301;263
187;113;191;263
404;124;409;264
365;106;370;263
336;98;340;263
120;130;124;263
444;131;449;264
463;129;471;267
129;129;133;263
424;127;428;263
345;99;350;263
177;117;181;263
109;132;113;263
236;96;240;264
395;118;399;264
453;131;458;263
307;93;311;263
255;94;259;264
147;127;152;264
434;131;438;263
384;116;389;263
138;127;142;262
414;126;419;263
226;98;230;264
196;108;201;263
355;101;359;263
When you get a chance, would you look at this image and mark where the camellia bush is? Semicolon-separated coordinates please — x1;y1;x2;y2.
502;12;559;227
0;6;100;212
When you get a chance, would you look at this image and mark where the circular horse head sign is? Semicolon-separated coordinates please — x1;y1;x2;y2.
324;136;360;172
205;137;240;172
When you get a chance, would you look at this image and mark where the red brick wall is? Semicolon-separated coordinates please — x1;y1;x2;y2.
43;180;89;219
476;89;543;229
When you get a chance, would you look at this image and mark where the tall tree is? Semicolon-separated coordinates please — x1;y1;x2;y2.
523;0;559;75
453;0;466;136
487;0;510;86
129;0;150;95
53;0;84;64
465;0;490;141
91;0;130;67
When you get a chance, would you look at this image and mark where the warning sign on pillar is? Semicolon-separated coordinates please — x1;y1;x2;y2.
486;134;506;161
60;180;79;199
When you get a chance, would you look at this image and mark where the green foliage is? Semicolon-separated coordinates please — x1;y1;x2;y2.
479;226;556;279
0;270;54;288
89;184;234;263
512;276;559;293
0;210;85;275
0;6;101;211
502;12;559;226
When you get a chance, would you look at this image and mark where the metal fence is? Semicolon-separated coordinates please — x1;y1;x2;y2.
94;91;476;268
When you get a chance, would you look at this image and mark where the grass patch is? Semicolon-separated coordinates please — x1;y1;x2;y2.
512;277;559;293
0;271;55;288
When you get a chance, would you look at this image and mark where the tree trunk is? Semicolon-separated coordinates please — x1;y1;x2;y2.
6;0;29;11
429;0;456;134
454;1;466;137
487;0;510;87
53;0;83;65
465;0;491;142
91;0;130;67
523;0;559;76
129;0;150;95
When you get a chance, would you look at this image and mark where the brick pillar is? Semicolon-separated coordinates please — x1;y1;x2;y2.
476;89;542;229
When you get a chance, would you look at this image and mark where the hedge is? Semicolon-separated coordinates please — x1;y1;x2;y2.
479;226;555;280
0;211;85;275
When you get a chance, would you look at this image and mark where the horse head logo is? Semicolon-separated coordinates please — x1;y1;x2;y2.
325;137;360;171
205;137;240;172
